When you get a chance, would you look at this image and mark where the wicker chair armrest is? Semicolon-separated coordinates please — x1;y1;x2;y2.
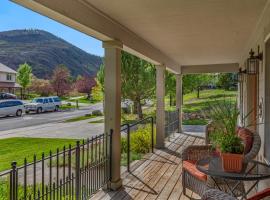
182;145;212;161
202;189;237;200
244;133;261;163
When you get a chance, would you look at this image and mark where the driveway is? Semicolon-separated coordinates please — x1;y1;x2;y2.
0;102;103;131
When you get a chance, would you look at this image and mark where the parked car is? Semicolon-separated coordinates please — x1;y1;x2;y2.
25;97;59;114
0;92;17;100
50;96;62;111
0;99;25;117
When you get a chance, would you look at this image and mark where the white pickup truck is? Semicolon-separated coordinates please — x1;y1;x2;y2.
25;96;62;114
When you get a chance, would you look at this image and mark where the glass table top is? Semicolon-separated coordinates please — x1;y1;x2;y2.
196;156;270;181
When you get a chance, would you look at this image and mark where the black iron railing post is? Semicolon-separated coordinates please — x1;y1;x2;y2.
151;117;154;153
109;129;113;183
75;141;81;200
127;124;131;172
10;161;17;200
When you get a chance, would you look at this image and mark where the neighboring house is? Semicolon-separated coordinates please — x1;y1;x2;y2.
0;62;21;94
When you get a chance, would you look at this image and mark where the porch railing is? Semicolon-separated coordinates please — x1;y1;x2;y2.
121;116;154;172
165;109;180;137
0;132;112;200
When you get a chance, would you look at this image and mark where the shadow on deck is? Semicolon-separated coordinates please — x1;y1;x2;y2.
92;133;204;200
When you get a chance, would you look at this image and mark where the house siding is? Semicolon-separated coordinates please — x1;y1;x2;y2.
241;1;270;190
0;72;16;83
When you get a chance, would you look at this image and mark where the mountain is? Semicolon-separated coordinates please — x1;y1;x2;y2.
0;29;103;78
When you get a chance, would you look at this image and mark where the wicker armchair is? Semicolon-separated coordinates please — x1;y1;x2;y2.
182;129;261;198
202;188;270;200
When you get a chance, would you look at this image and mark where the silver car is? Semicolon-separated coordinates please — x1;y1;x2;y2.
25;97;58;114
0;99;25;117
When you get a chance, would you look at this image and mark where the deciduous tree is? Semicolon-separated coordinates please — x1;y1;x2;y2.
165;71;176;106
183;74;212;98
97;52;156;119
51;65;71;96
121;52;156;119
17;63;32;98
75;76;96;99
29;77;53;96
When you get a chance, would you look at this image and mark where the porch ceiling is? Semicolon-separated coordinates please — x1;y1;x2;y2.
84;0;267;66
13;0;268;73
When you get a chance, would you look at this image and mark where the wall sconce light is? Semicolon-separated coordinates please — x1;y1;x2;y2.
246;45;263;75
237;67;246;83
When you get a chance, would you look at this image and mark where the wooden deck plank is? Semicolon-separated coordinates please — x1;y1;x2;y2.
143;137;199;200
95;134;185;200
156;138;203;200
92;133;204;200
121;135;187;200
91;134;182;200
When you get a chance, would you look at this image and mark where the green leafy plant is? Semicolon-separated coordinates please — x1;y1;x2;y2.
219;133;244;154
207;98;247;154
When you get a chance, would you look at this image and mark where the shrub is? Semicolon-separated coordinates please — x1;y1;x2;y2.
92;110;103;116
121;124;154;154
121;136;128;153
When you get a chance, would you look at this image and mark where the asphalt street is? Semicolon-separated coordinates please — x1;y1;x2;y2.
0;103;103;131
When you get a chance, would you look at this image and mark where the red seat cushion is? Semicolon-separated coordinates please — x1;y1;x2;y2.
238;128;254;154
183;160;207;181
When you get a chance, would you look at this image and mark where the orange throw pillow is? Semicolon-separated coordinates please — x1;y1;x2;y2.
183;160;207;181
238;128;254;154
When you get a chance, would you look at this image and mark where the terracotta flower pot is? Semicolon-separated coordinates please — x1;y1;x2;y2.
221;153;243;173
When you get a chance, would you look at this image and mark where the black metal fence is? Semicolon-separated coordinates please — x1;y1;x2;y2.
0;132;112;200
165;109;180;137
121;116;154;172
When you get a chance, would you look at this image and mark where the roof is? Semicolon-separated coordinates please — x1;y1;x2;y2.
0;63;17;74
13;0;268;72
0;82;21;88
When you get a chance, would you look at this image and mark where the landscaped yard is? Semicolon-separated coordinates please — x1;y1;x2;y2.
0;137;77;171
182;89;237;125
183;89;237;113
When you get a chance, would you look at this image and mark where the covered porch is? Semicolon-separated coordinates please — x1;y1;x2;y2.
11;0;270;199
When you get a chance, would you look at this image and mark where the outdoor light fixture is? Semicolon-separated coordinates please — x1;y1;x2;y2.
246;45;263;75
237;67;246;83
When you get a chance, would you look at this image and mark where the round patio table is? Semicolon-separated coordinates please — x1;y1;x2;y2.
196;156;270;199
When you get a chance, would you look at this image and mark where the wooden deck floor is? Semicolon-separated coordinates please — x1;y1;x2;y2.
92;133;204;200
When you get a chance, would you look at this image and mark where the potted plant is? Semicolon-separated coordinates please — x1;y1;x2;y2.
217;132;244;172
206;98;248;172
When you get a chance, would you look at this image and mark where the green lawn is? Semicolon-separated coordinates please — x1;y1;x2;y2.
89;119;104;123
182;119;208;125
60;104;76;110
64;114;98;122
68;96;100;104
183;89;237;113
0;138;77;171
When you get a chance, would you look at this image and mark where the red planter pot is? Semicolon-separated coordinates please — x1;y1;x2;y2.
221;153;243;173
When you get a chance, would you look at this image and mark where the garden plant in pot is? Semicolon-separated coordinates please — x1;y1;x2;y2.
207;98;253;173
212;131;244;172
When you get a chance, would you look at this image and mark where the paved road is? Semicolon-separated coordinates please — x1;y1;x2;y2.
0;103;103;131
0;117;104;139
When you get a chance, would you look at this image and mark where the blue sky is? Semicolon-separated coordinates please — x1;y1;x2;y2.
0;0;104;56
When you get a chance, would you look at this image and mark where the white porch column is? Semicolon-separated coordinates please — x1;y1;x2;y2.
176;74;183;133
103;40;123;190
156;65;165;149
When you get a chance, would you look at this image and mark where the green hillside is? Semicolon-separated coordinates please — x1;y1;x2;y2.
0;29;102;78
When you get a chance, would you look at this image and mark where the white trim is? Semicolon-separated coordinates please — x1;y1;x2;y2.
181;63;239;74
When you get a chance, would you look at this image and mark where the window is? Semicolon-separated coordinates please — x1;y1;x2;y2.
48;98;53;103
53;97;61;102
31;98;44;103
44;99;48;104
6;73;12;81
